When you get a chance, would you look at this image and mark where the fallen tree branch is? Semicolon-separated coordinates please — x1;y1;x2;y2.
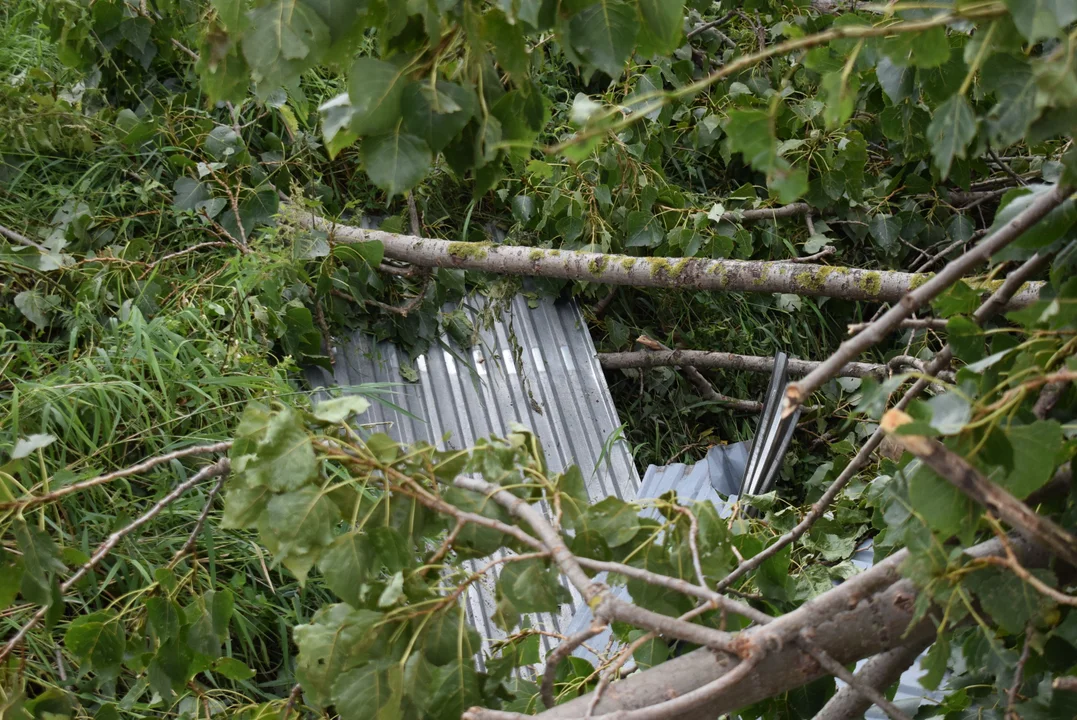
0;457;232;663
635;337;763;412
598;349;890;378
712;246;1051;595
784;184;1071;413
0;223;47;252
168;470;230;567
847;318;947;334
0;441;234;511
881;409;1077;568
488;534;1049;720
814;640;932;720
290;210;1043;307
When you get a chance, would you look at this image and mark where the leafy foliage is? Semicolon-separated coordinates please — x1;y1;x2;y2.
2;1;1077;719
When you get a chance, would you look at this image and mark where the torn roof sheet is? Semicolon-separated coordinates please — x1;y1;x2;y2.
306;293;639;658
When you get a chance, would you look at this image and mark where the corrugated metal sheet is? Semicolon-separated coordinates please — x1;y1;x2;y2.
306;292;640;659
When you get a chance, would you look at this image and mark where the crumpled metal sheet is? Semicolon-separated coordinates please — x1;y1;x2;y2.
307;293;640;659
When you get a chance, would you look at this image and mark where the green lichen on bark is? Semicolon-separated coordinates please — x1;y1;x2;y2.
792;265;842;292
446;242;491;260
588;256;608;275
858;271;882;296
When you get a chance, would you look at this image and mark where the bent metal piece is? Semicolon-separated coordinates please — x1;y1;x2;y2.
739;351;801;497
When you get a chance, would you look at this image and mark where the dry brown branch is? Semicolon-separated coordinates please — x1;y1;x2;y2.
1006;626;1034;718
0;457;231;663
882;409;1077;567
0;441;234;511
1055;677;1077;692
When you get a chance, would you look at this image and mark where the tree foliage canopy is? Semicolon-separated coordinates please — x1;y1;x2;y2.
2;1;1077;720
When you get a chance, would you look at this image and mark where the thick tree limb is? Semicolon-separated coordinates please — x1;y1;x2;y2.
290;210;1043;307
598;349;890;378
881;409;1077;568
814;640;932;720
785;184;1071;413
502;534;1049;720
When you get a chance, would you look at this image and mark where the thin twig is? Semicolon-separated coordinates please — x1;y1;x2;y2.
798;633;912;720
0;224;47;252
686;11;736;39
168;470;231;567
1006;626;1034;719
814;641;931;720
789;245;835;263
847;318;947;334
541;622;609;708
139;241;231;279
988;147;1028;188
0;441;234;510
0;458;231;663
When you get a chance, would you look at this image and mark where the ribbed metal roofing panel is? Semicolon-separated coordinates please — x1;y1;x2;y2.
306;293;640;659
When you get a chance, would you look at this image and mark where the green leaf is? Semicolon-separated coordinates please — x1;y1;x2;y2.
13;519;65;606
580;496;640;547
14;290;54;329
294;604;386;707
933;281;981;318
401;81;476;152
567;0;640;77
497;558;571;614
368;525;414;572
0;550;24;611
484;10;529;77
148;639;193;699
64;611;126;679
442;487;510;557
221;482;273;529
214;657;256;680
260;487;340;583
11;433;55;460
636;0;683;57
144;597;182;643
990;185;1077;253
242;0;330;95
1001;420;1063;498
210;588;235;636
981;54;1038;146
422;608;482;666
868;214;901;253
1005;0;1077;41
361;129;432;198
318;93;361;158
927;95;977;179
313;396;371;423
906;459;979;540
965;566;1057;634
377;571;405;607
418;659;482;720
318;531;374;606
883;25;949;68
237;406;318;492
173;177;210;212
331;661;403;720
348;57;409;136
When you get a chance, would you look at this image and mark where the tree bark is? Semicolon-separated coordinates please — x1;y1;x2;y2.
476;534;1049;720
598;350;889;378
287;209;1043;308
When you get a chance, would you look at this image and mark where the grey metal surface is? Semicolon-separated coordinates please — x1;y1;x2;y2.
306;293;640;659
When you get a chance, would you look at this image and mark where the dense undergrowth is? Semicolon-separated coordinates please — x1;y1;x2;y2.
2;1;1076;719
